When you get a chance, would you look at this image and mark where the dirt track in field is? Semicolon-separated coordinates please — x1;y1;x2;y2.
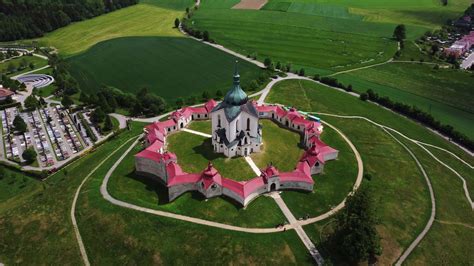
232;0;268;10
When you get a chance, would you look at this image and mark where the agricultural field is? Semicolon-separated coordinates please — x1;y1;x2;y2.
35;0;194;57
334;62;474;138
66;37;264;101
267;79;473;264
185;0;470;75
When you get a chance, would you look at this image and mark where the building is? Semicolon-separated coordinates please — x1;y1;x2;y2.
0;86;14;102
210;67;262;157
445;31;474;58
135;69;339;207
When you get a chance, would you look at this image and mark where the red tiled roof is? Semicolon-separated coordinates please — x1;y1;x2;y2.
205;99;217;112
0;88;14;98
280;170;314;184
200;162;223;190
167;173;200;186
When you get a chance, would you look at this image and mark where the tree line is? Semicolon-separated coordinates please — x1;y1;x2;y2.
0;0;138;41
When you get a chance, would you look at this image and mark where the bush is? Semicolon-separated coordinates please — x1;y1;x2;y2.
359;92;368;101
22;148;37;163
298;68;305;76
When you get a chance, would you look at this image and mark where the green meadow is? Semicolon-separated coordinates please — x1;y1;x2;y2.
334;63;474;138
185;0;471;75
66;37;264;101
267;79;473;264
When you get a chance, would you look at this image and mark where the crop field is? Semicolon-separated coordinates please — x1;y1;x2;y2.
184;0;472;75
36;0;194;56
67;37;264;101
334;63;474;138
267;79;473;265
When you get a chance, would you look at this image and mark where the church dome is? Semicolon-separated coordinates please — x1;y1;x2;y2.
224;64;248;106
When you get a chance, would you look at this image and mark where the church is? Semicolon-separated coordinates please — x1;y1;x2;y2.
210;66;262;157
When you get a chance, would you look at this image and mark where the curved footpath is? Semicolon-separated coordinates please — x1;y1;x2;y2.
71;136;140;266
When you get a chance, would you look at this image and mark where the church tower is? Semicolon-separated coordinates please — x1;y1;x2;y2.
210;62;262;158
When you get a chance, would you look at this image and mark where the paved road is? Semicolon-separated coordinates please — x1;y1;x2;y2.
109;113;127;129
181;128;212;138
11;64;50;80
272;193;324;265
461;52;474;69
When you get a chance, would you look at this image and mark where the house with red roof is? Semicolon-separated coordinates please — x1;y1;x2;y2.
0;86;14;102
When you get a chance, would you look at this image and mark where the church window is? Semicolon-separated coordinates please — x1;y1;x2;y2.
246;118;250;131
218;115;221;127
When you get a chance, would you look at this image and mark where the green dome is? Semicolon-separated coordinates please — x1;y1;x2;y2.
224;66;248;106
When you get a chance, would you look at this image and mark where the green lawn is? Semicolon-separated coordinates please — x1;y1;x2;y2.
0;56;48;76
281;125;358;219
334;62;474;138
0;167;39;211
107;143;286;227
250;120;304;172
66;36;264;101
167;131;256;181
35;0;193;56
186;119;212;134
267;79;473;264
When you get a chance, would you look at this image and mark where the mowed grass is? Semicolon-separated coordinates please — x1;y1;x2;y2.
79;145;311;265
267;79;473;264
36;0;193;56
281;125;358;220
250;120;304;171
67;37;264;101
107;143;286;227
166;130;256;181
0;56;48;76
335;63;474;138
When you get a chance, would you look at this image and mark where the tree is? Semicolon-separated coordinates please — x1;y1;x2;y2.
91;107;106;123
431;44;439;55
61;95;74;108
22;148;37;163
7;62;16;73
285;63;292;72
24;95;39;110
329;186;381;263
275;61;281;70
79;92;89;104
298;68;305;76
13;115;27;133
393;24;406;42
202;91;210;101
29;62;35;70
175;97;184;107
264;57;272;68
20;58;28;69
103;115;113;131
174;18;180;28
360;92;368;101
203;31;209;42
215;90;223;99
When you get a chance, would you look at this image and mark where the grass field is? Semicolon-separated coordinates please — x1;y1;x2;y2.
166;129;256;181
107;143;286;228
334;62;474;138
250;120;304;171
35;0;193;56
66;36;264;101
0;56;48;77
184;0;471;75
267;79;473;264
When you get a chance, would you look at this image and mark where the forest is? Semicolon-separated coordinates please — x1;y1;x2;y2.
0;0;138;41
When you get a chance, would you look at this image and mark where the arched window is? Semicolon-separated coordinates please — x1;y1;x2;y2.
217;115;221;128
246;118;250;131
236;119;239;132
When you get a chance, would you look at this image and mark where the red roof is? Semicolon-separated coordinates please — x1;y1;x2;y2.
261;165;279;179
135;149;163;162
168;173;200;186
280;170;314;184
205;99;217;112
200;162;223;190
166;161;185;178
0;88;14;98
222;178;245;197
